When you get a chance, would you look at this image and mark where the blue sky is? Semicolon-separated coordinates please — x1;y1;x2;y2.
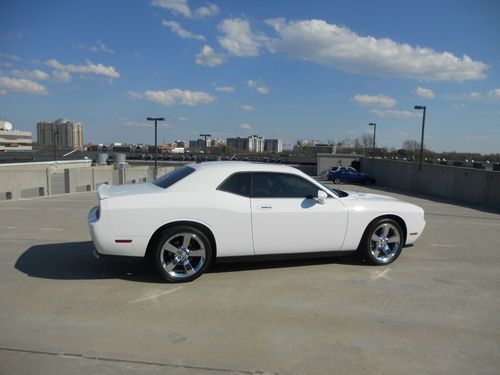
0;0;499;153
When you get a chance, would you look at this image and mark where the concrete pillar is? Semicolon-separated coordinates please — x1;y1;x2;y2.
118;166;126;185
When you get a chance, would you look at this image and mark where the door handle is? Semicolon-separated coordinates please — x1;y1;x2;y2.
259;204;272;210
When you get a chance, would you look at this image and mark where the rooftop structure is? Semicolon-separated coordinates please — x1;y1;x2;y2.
0;121;33;151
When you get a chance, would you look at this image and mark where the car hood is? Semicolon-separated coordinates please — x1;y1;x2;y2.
342;190;398;202
98;182;163;200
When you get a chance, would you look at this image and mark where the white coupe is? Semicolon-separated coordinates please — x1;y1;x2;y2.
88;161;425;282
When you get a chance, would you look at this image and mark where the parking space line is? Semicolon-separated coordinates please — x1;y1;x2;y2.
129;287;183;304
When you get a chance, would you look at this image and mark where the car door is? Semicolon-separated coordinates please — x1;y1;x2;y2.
250;172;348;255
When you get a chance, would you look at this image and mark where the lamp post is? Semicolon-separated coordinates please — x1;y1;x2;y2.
147;116;165;179
369;123;376;159
414;105;427;169
200;133;211;159
53;127;59;162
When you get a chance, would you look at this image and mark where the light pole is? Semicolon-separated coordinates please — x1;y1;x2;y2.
414;105;426;169
369;123;376;160
200;134;211;159
53;127;59;162
147;116;165;179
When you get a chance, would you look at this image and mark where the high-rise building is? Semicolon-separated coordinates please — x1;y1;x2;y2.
37;119;83;150
189;138;210;152
0;121;32;151
264;139;283;153
227;137;250;151
226;135;265;153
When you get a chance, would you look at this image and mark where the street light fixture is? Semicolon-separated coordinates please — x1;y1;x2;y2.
369;123;376;160
146;116;165;179
199;133;211;159
414;105;427;169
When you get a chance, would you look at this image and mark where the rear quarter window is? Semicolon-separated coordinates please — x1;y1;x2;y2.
152;166;195;189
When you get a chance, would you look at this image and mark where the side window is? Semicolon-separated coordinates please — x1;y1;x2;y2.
252;173;319;198
218;172;251;197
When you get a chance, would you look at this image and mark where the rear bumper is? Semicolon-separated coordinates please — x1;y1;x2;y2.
88;206;149;257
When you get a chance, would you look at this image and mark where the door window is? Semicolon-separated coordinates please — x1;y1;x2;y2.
252;172;319;198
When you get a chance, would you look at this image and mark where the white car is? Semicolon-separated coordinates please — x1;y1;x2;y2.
88;161;425;282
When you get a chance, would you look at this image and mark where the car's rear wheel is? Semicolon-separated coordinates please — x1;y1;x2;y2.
334;177;341;184
153;226;212;282
360;218;404;265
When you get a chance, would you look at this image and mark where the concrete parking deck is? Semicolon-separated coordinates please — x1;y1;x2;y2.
1;185;499;374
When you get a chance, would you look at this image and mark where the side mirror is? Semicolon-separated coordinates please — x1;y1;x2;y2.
317;190;328;205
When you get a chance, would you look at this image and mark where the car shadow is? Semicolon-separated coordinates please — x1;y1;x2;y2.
15;241;163;283
15;241;366;282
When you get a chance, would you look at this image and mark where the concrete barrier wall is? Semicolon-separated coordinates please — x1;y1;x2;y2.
361;158;500;210
0;165;175;201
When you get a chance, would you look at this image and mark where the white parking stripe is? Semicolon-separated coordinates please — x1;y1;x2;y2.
129;287;183;304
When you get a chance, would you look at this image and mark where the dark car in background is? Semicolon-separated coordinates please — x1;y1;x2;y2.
327;167;375;185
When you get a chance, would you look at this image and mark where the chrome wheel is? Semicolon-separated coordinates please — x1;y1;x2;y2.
369;223;402;263
160;232;206;280
334;177;341;184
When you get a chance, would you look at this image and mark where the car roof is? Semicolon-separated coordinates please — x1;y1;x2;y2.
189;160;301;174
170;161;315;192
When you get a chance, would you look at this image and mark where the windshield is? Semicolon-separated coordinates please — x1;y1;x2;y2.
152;166;195;189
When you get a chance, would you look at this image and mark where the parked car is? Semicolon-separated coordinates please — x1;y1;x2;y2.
327;167;375;185
88;161;424;282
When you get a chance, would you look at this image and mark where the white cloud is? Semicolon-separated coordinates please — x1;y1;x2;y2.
415;86;436;99
195;45;225;67
75;40;115;53
194;3;219;18
416;86;435;99
488;89;500;100
47;59;120;80
52;70;71;82
240;104;255;111
177;116;189;121
369;109;418;119
11;69;49;80
0;52;20;61
256;86;269;94
240;123;252;129
152;0;219;19
469;91;482;99
453;103;466;109
352;94;396;108
128;88;216;106
152;0;191;17
215;85;234;93
0;76;49;95
264;18;487;81
218;18;268;57
162;20;205;41
246;79;270;94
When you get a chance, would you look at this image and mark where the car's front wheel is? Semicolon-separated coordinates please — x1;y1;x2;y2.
153;226;212;282
360;218;404;265
334;177;341;184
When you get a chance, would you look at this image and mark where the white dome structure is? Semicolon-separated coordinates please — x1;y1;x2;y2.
0;121;13;131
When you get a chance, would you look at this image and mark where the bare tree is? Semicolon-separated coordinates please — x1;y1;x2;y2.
361;134;374;151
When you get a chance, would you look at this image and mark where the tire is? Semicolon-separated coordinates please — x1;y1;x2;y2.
359;218;404;265
334;177;341;184
153;226;213;282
